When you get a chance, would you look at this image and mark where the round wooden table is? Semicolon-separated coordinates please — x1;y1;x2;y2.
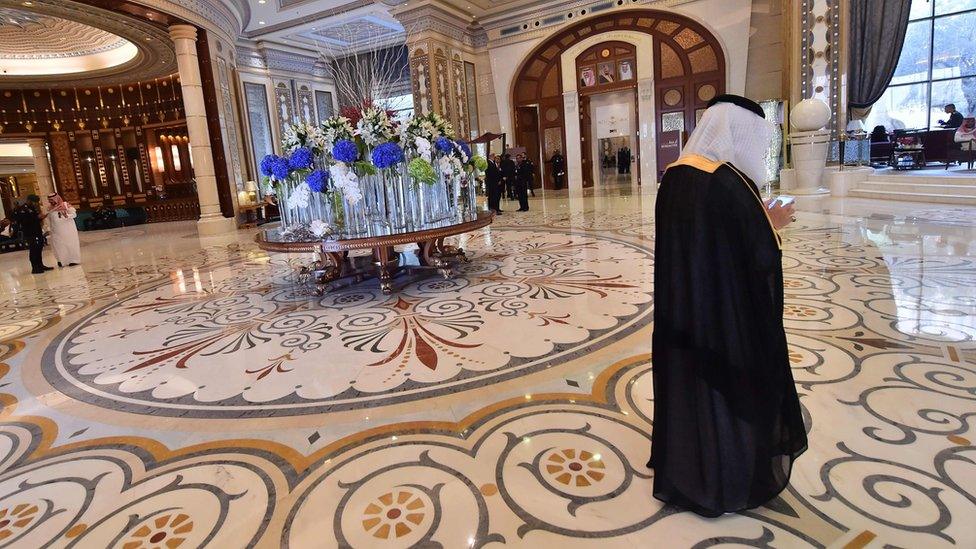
255;212;495;294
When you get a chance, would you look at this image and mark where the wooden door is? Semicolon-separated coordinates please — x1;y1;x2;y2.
515;106;542;189
580;95;594;188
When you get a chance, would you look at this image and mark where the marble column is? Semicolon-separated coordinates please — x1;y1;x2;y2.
169;24;236;236
28;139;55;198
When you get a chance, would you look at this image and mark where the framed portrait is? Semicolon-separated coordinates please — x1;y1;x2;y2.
579;66;596;88
597;62;616;85
618;59;635;81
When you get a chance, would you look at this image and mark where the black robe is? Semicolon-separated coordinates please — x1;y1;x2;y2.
650;154;807;517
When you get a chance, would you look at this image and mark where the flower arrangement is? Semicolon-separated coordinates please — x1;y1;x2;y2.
282;122;327;155
434;137;454;155
307;169;331;193
408;157;437;185
473;155;488;173
288;147;315;171
321;116;355;153
371;142;405;170
261;105;481;239
402;113;455;152
332;140;360;164
357;106;397;147
261;154;291;182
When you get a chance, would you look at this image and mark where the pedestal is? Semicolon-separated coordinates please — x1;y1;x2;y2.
790;130;831;195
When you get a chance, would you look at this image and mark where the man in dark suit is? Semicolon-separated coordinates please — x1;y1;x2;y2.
515;153;534;212
939;104;964;129
11;195;52;274
550;150;566;190
500;153;518;200
486;153;503;214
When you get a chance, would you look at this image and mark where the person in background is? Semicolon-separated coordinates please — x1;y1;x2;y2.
870;125;890;143
650;94;805;517
515;153;534;212
11;196;52;274
486;153;504;215
938;104;964;129
550;150;566;190
501;153;518;201
46;193;81;267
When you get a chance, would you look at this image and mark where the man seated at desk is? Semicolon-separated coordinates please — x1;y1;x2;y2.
938;104;964;129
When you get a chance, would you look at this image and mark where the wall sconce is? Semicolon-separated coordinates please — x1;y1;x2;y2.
171;144;181;172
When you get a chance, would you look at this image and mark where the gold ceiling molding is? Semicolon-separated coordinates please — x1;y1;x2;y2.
0;0;176;89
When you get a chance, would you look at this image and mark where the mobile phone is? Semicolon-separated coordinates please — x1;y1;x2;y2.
770;195;795;208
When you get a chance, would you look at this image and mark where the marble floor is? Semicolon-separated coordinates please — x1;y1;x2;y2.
0;185;974;547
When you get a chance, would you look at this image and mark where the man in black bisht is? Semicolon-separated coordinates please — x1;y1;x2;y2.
12;195;53;274
515;153;534;211
500;153;517;201
485;153;503;215
650;94;806;518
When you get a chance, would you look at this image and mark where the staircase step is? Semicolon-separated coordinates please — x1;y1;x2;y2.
855;180;976;196
848;188;976;206
867;174;976;186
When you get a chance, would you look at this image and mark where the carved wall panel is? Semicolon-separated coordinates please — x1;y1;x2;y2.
296;84;316;124
273;80;295;138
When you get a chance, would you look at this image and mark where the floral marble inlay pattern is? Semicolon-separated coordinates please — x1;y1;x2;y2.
0;190;972;547
44;229;653;416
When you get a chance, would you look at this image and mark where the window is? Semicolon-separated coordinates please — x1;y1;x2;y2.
866;1;976;132
383;93;415;123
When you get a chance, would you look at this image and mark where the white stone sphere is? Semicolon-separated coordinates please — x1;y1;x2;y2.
791;98;832;131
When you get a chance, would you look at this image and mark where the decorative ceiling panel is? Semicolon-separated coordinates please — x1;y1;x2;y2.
0;0;176;89
0;8;129;60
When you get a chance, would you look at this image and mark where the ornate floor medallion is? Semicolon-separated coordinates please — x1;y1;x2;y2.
43;228;654;416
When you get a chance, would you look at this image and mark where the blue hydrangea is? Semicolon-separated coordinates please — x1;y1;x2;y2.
455;140;472;159
307;169;331;193
288;147;314;170
270;156;291;181
260;154;277;177
332;139;360;163
435;137;454;154
371;142;405;170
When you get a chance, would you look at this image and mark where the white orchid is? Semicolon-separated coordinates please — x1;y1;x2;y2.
282;122;327;154
321;116;355;152
286;182;311;210
309;219;332;238
414;137;432;162
356;106;395;147
331;162;363;205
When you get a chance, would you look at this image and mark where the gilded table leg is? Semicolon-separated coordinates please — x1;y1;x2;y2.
311;251;345;295
373;246;398;295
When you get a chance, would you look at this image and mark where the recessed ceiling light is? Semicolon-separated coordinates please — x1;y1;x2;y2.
22;1;33;6
259;20;266;25
258;0;266;3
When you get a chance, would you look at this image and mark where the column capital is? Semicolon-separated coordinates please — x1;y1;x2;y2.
27;138;46;149
169;24;198;43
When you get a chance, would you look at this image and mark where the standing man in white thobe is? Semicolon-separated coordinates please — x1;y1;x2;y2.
45;193;81;267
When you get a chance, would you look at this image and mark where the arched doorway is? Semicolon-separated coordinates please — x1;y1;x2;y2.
511;9;726;188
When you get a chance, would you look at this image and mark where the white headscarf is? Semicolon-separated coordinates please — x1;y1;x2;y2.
679;101;774;185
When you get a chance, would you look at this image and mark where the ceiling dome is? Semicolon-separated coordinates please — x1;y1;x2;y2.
0;8;138;76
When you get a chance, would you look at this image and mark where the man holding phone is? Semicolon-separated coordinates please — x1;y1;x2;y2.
649;94;804;518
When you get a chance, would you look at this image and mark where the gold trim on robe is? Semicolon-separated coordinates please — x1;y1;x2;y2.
664;154;783;250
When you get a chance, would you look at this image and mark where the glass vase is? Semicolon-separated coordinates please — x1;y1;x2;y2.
277;180;295;229
460;174;478;221
362;173;389;232
384;170;410;232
